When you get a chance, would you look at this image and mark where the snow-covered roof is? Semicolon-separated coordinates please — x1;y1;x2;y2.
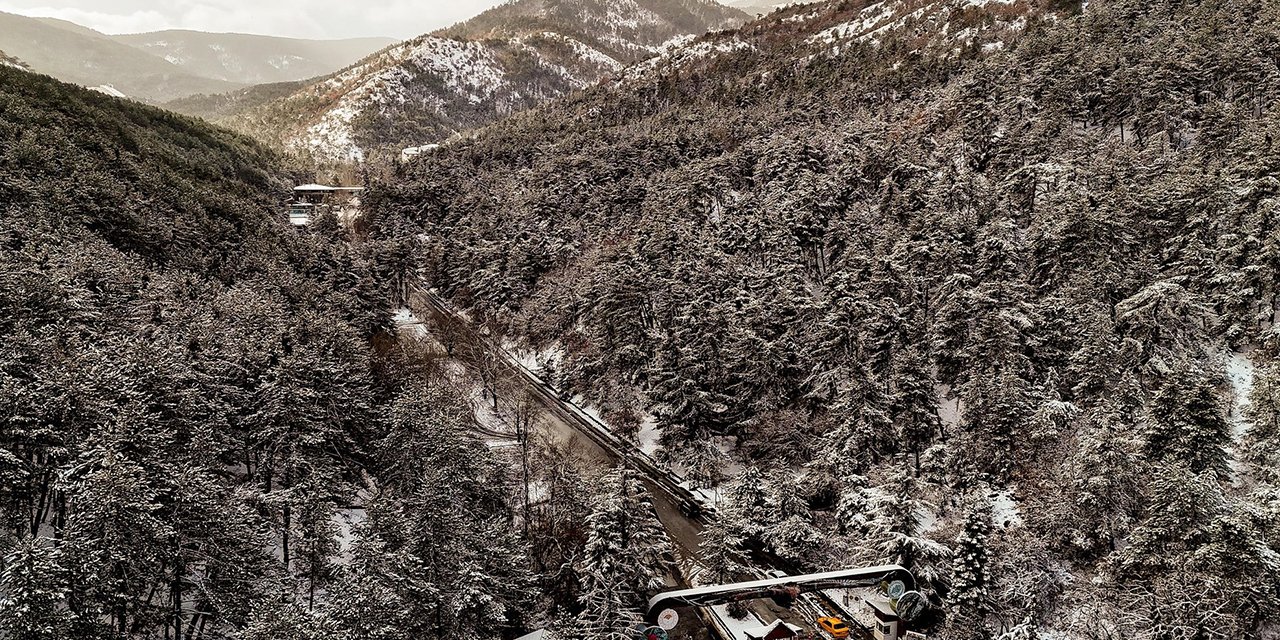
514;630;558;640
742;619;802;639
866;595;898;618
294;183;365;192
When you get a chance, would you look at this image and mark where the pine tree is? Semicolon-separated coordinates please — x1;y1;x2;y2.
762;474;823;567
1116;464;1280;638
699;521;746;585
0;539;73;640
575;466;673;636
722;467;771;544
949;494;993;633
1145;373;1230;478
866;468;950;594
1245;359;1280;482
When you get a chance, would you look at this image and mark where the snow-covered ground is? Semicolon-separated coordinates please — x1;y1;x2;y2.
990;488;1023;528
392;307;431;339
709;603;767;640
1225;349;1256;438
1225;348;1256;484
90;84;127;98
936;383;964;430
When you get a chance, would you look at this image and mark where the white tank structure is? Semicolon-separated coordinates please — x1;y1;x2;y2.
288;183;365;226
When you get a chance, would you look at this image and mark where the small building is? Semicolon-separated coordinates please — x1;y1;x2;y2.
743;619;802;640
288;183;364;226
400;143;440;163
514;630;558;640
866;597;902;640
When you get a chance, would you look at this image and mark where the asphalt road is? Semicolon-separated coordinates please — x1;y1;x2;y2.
404;287;709;574
402;286;834;640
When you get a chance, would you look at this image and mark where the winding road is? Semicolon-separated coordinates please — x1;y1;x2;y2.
403;284;859;639
406;285;711;568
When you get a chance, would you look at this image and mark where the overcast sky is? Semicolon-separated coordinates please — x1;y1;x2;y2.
0;0;509;40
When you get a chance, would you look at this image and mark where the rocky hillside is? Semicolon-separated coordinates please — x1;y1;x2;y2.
222;0;750;163
368;0;1280;636
113;30;396;85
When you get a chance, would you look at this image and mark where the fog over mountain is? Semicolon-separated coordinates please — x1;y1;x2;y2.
0;0;505;39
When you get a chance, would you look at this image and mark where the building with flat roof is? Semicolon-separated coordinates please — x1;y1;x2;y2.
743;619;803;640
288;183;364;226
866;596;903;640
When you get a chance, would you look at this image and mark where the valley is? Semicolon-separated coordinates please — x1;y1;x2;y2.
1;0;1279;639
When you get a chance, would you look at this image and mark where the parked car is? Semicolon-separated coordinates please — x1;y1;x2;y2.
818;616;850;639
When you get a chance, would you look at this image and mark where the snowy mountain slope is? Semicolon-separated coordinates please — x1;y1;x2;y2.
627;0;1037;80
113;30;397;85
439;0;749;61
224;0;750;162
369;0;1280;636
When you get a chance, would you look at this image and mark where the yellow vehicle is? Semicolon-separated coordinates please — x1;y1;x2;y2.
818;616;851;639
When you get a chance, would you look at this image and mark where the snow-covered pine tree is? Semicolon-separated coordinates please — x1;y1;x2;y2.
866;468;951;595
1144;371;1231;478
1115;463;1280;638
949;493;993;637
0;539;73;639
722;467;771;544
698;520;746;586
762;473;823;567
1062;408;1144;557
575;466;673;637
1245;351;1280;483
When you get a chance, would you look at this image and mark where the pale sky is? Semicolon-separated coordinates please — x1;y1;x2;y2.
0;0;509;40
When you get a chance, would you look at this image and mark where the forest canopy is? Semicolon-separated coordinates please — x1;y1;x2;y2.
369;0;1280;636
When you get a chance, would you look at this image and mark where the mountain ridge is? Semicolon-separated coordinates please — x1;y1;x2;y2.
218;0;751;162
0;10;243;102
0;12;396;103
113;30;397;85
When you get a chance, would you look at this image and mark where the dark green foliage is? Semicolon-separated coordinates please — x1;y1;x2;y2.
949;495;993;636
0;68;472;639
1144;373;1231;477
372;0;1280;478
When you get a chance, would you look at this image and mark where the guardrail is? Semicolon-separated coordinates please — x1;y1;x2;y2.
407;283;716;523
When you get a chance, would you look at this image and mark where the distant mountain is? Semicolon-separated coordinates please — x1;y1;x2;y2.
113;30;397;85
222;0;750;162
161;79;311;122
0;11;243;102
438;0;749;61
717;0;819;17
